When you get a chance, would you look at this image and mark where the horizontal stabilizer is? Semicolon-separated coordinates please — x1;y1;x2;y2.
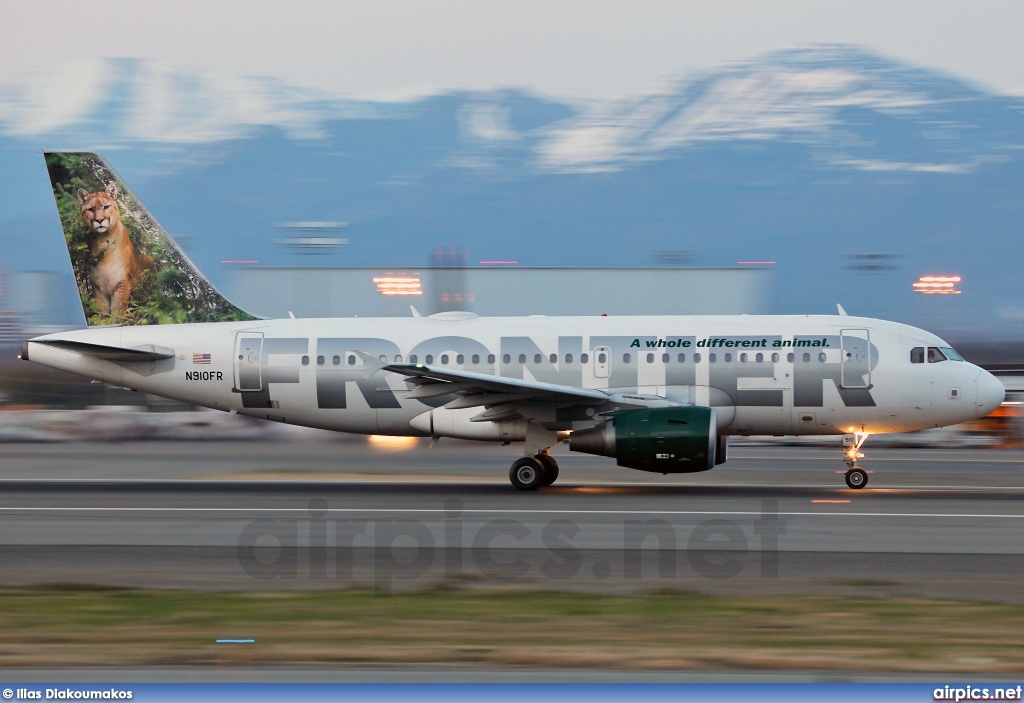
28;339;175;362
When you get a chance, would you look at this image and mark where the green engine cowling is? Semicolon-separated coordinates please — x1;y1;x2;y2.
569;406;719;473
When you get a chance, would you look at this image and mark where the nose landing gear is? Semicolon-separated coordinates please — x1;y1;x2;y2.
842;432;869;489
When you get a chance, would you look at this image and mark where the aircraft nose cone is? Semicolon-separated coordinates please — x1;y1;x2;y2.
976;369;1005;418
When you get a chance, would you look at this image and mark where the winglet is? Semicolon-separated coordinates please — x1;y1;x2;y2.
837;303;848;316
410;305;421;318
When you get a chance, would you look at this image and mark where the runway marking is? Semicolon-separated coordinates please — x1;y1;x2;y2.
1;479;1024;492
1;507;1023;519
734;454;1024;464
812;500;850;504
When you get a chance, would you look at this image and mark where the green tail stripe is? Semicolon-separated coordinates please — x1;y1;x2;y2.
43;151;258;327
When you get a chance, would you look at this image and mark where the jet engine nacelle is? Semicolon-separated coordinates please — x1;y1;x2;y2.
570;406;720;473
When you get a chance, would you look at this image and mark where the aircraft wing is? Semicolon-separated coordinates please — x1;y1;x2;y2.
382;362;617;421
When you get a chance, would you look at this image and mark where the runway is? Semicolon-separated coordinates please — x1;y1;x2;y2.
1;440;1022;599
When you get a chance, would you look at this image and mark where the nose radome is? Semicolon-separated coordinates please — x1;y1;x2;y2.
976;369;1005;418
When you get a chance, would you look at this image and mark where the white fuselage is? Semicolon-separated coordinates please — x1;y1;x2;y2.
26;314;1004;440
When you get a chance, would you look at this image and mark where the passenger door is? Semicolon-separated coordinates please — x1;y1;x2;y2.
233;332;264;391
840;329;871;389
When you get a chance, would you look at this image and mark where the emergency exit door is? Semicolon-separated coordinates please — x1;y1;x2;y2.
593;346;611;379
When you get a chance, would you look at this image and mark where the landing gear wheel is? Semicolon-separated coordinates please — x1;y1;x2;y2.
845;468;868;490
510;457;545;491
537;454;559;487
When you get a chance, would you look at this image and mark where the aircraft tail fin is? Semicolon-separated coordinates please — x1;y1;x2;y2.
43;151;258;326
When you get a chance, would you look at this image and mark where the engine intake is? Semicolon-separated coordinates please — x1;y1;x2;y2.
570;406;719;473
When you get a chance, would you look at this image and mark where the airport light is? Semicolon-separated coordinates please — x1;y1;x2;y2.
373;275;422;296
913;275;961;294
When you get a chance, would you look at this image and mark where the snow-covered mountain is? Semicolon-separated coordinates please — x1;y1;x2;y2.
0;58;385;143
1;46;1022;338
533;46;1017;173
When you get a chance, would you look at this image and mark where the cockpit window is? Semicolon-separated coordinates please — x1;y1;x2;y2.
927;347;947;363
910;347;924;364
939;346;964;361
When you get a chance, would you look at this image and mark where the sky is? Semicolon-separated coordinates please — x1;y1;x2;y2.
4;0;1024;101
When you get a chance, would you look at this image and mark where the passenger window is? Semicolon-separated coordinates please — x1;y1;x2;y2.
549;353;557;364
662;353;669;363
534;354;542;364
740;353;748;362
439;354;448;365
694;353;702;363
471;354;478;364
623;353;631;363
317;355;325;366
787;353;794;363
487;354;495;364
818;352;826;362
302;355;309;366
519;354;526;363
709;353;717;363
597;353;605;363
348;355;356;366
646;353;654;363
581;353;589;363
565;354;573;363
724;353;732;362
395;355;402;363
425;355;433;364
678;353;685;363
771;353;778;362
410;355;418;364
911;347;924;364
927;347;947;363
802;353;810;362
755;353;763;363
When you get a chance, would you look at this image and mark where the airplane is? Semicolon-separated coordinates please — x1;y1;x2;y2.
22;152;1005;491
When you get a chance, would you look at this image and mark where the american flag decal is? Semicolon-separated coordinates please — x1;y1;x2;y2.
192;353;212;364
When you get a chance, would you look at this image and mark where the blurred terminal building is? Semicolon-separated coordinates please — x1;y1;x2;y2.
224;267;771;320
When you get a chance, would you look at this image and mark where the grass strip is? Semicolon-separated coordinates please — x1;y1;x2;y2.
0;586;1021;672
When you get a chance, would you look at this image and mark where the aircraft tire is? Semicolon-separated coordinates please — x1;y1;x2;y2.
537;454;559;487
845;468;868;489
510;457;545;490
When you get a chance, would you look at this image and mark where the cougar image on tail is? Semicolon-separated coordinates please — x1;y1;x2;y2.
77;183;152;317
46;151;256;326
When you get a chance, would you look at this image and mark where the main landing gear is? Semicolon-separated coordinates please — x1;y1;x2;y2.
842;432;870;489
509;453;559;490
